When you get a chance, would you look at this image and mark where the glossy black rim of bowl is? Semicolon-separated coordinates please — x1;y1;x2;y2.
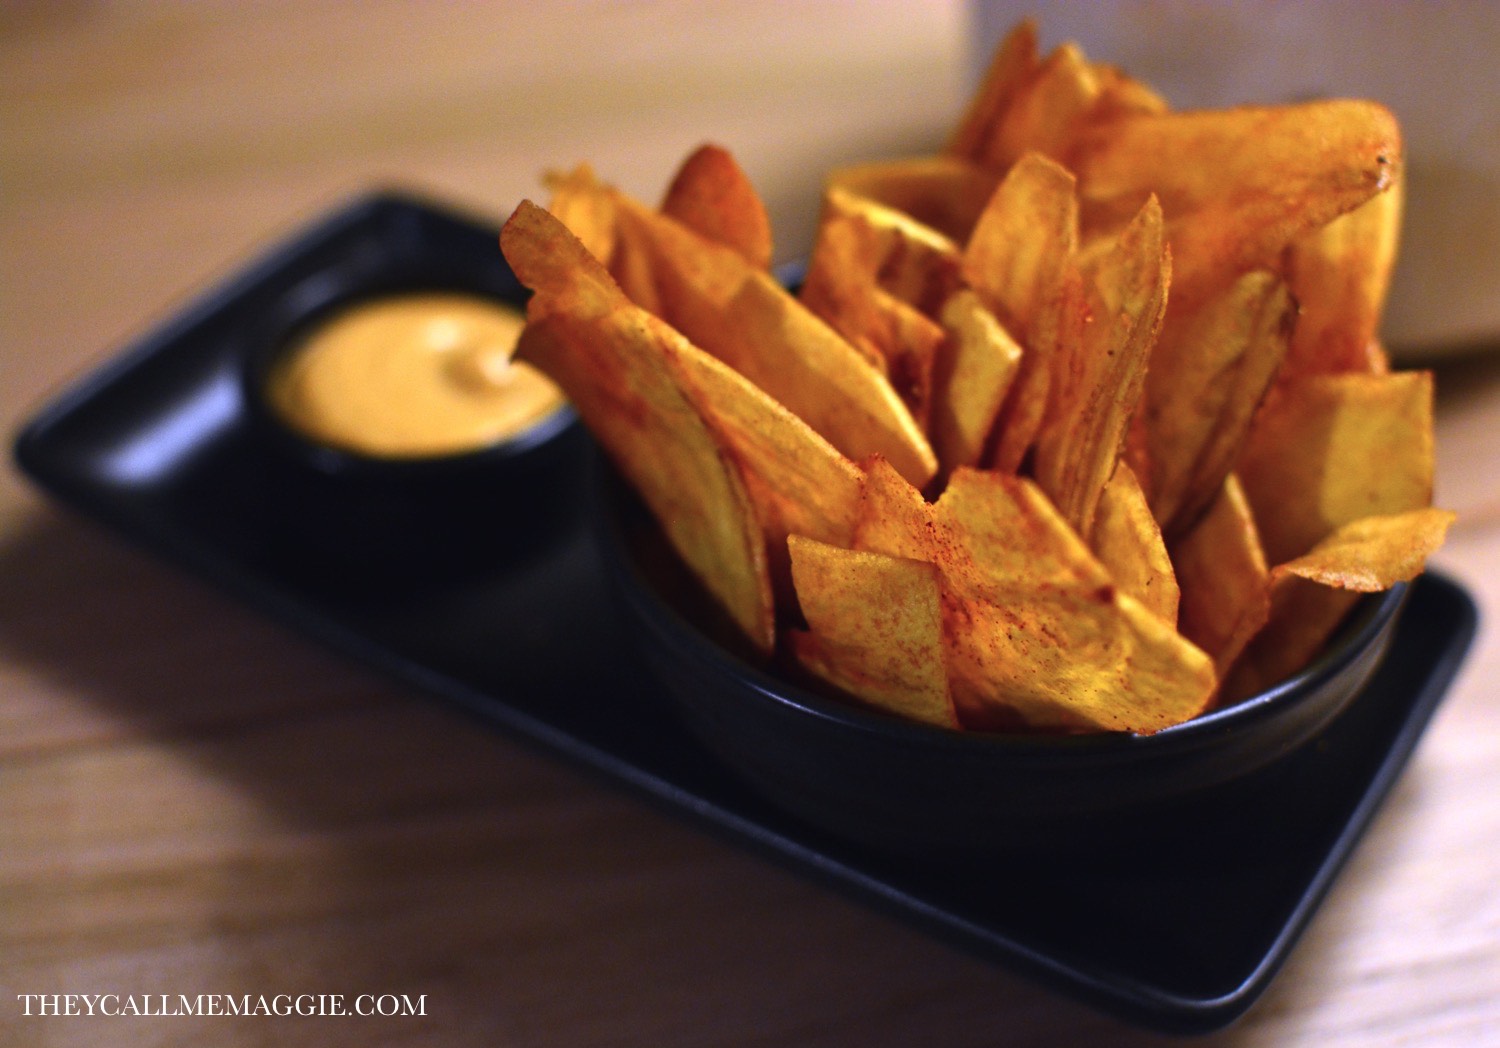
595;464;1410;766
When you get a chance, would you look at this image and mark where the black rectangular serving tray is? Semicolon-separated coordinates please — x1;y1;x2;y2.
11;191;1477;1034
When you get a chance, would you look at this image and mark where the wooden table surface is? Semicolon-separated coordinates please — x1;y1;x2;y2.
3;4;1497;1045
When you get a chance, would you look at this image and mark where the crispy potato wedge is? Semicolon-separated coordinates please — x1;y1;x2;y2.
663;341;864;608
819;185;965;315
949;20;1166;172
935;468;1212;733
506;19;1452;735
800;212;946;422
543;163;618;265
1274;508;1456;592
947;18;1041;164
1219;578;1361;704
1221;506;1449;704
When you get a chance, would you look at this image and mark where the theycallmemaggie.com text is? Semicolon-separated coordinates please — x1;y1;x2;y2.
15;993;426;1018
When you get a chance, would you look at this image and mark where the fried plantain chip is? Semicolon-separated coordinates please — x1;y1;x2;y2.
819;185;966;315
660;143;774;271
800;212;945;422
933;467;1212;733
979;40;1102;168
949;20;1166;173
502;201;774;651
1273;507;1456;592
853;460;1215;733
511;20;1451;734
962;152;1081;473
946;584;1216;734
612;191;939;487
799;212;889;370
1032;195;1169;537
824;154;1000;244
1224;507;1452;705
1235;370;1435;565
929;288;1022;475
1170;473;1271;676
663;341;864;609
1219;577;1361;704
543;163;618;265
1282;177;1403;379
935;465;1112;596
1144;269;1296;535
1090;461;1180;625
785;535;958;729
947;18;1040;165
1090;62;1169;121
1073;100;1402;301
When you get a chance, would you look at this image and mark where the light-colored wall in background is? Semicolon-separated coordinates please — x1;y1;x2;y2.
970;1;1500;357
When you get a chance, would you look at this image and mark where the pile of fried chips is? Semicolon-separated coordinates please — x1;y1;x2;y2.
500;20;1453;735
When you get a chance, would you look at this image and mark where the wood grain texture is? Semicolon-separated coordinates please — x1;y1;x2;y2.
2;3;1497;1044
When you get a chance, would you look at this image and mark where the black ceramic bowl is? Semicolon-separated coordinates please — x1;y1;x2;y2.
240;256;582;585
596;469;1410;855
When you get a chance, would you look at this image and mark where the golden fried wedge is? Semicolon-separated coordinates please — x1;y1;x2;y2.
612;192;939;487
824;154;1000;244
962;152;1080;472
935;468;1213;734
978;40;1101;168
819;185;965;315
663;341;864;608
660;143;774;271
543;163;617;266
854;460;1215;733
1282;177;1403;378
502;200;774;652
929;288;1022;475
1078;101;1401;304
1032;195;1169;537
1218;578;1361;704
948;22;1166;173
1274;508;1455;591
1170;473;1271;676
1220;504;1451;701
1145;269;1295;535
786;536;959;729
947;18;1040;164
1235;371;1435;565
800;212;945;423
1090;461;1180;625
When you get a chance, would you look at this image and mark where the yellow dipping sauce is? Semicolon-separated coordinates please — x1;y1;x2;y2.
267;292;565;458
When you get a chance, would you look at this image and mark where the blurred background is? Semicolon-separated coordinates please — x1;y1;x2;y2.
7;0;1497;384
1;0;970;430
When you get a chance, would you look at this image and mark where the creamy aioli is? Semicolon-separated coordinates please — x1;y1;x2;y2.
267;293;564;458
